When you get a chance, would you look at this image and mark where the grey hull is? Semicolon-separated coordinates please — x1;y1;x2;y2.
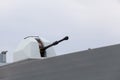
0;44;120;80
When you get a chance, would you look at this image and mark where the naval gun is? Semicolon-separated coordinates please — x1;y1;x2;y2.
40;36;69;57
11;36;69;62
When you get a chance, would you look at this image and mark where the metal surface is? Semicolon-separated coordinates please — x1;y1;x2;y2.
0;54;3;63
0;53;6;63
0;44;120;80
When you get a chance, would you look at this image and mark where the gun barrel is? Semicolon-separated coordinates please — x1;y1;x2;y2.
43;36;69;50
40;36;69;57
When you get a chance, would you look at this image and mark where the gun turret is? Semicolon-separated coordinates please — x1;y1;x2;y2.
11;36;69;62
40;36;69;57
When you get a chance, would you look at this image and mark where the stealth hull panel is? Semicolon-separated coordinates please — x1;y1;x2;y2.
0;44;120;80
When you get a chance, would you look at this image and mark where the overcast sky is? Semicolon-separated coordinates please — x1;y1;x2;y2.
0;0;120;55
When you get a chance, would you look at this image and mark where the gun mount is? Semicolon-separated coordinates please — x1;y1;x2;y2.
40;36;69;57
11;36;69;62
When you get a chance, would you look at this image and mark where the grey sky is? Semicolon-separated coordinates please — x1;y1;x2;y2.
0;0;120;55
